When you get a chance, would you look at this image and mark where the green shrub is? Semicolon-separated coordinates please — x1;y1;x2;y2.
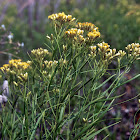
0;12;140;140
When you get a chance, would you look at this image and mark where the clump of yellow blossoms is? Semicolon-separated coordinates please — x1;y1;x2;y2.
87;27;100;40
125;43;140;59
65;22;100;44
1;13;139;87
0;59;30;74
0;59;30;83
44;59;67;69
44;60;58;69
97;42;110;53
31;48;52;62
76;22;100;42
65;28;84;38
74;35;85;44
48;13;101;44
89;42;127;63
17;72;28;82
41;59;67;81
116;50;126;58
65;28;85;44
48;12;75;24
89;46;97;57
76;22;95;31
31;48;50;57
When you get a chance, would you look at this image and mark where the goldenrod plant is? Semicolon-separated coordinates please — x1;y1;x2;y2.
0;12;140;139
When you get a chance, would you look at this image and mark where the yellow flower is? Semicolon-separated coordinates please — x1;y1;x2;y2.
13;81;18;86
97;42;110;52
9;59;21;64
3;64;9;69
0;59;30;80
87;28;100;40
115;50;126;58
48;12;75;23
65;28;84;38
18;72;28;82
125;43;140;59
76;22;95;31
31;48;51;62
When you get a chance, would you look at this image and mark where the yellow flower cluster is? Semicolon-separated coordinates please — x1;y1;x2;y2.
9;59;22;64
44;59;67;68
87;27;100;40
98;42;126;60
0;59;30;83
65;28;85;44
89;46;97;57
31;48;51;61
97;42;110;52
65;28;84;38
0;59;30;73
48;12;75;23
17;72;28;82
76;22;95;31
89;42;126;62
115;50;126;58
13;71;28;86
74;35;85;44
42;60;59;78
44;60;58;69
41;59;67;81
64;21;100;44
125;43;140;59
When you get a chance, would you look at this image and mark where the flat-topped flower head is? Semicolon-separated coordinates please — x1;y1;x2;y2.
125;43;140;59
97;42;110;52
9;59;22;65
65;28;84;38
57;12;66;21
87;28;100;40
48;12;75;24
31;48;51;60
44;60;58;69
0;59;30;74
126;43;140;50
115;50;126;58
76;22;95;31
87;32;100;39
105;49;117;60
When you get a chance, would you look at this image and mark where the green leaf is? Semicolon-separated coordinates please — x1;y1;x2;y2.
30;110;46;140
92;74;116;91
82;121;120;140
